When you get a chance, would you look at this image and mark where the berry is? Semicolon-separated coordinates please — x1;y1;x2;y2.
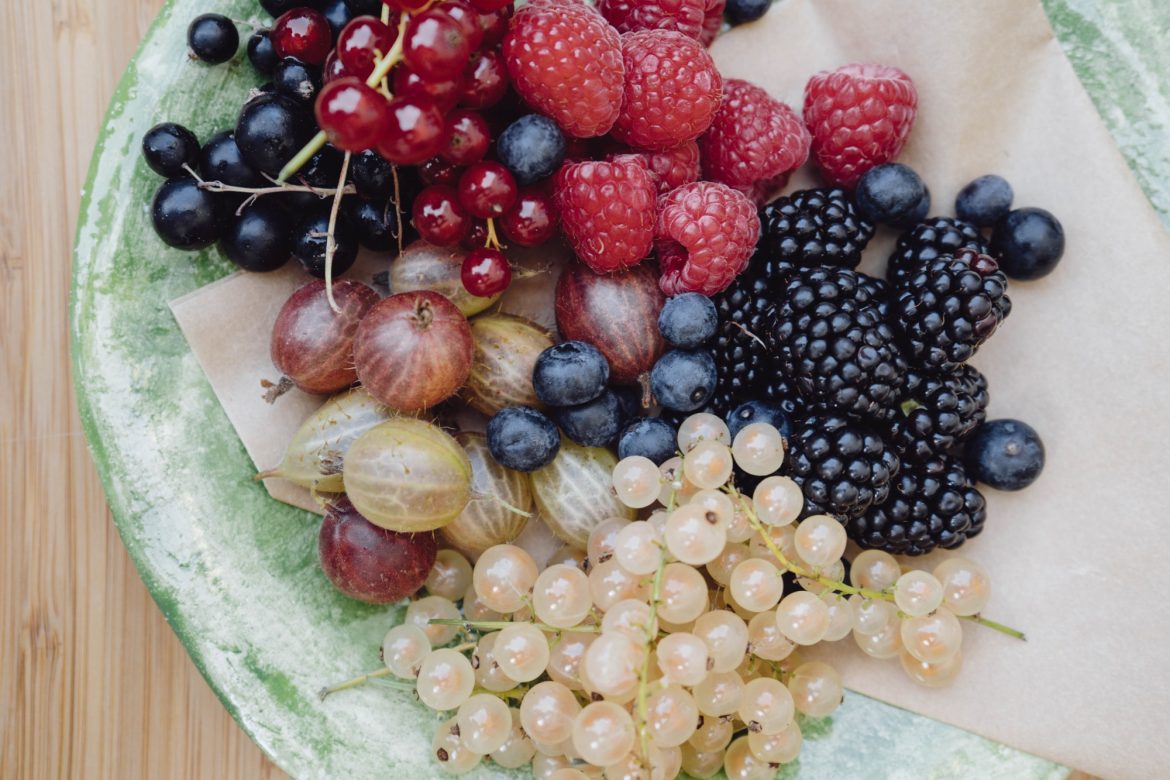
440;1;486;51
322;51;349;82
441;110;491;165
188;14;239;64
346;0;382;12
656;181;760;296
247;31;279;75
235;93;313;176
461;248;512;297
150;178;223;250
553;159;657;273
321;0;353;38
292;207;359;278
855;163;930;228
199;131;264;193
886;216;988;286
260;0;314;16
476;7;512;47
768;266;907;421
271;8;333;66
658;293;717;348
460;49;510;109
500;189;559;247
698;0;725;45
315;78;388;151
555;390;625;447
403;8;473;82
351;149;395;200
413;185;472;246
598;0;706;38
726;400;791;441
273;57;322;104
503;1;624;138
219;200;293;271
419;156;463;186
990;207;1065;281
787;413;900;520
392;64;465;113
699;78;810;189
759;187;875;271
725;0;769;24
803;63;918;187
346;197;403;251
889;365;989;460
533;341;611;407
964;419;1045;491
458;161;518;219
497;114;567;186
955;174;1013;227
336;16;396;80
607;141;700;195
378;96;445;164
298;145;345;188
142;122;200;178
612;30;722;151
618;417;677;464
850;454;984;555
486;407;561;472
895;248;1011;371
650;349;717;412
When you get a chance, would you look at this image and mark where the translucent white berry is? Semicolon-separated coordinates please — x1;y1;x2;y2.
613;520;663;575
425;548;473;601
747;718;802;764
417;648;476;711
489;707;536;768
457;693;513;754
382;624;431;679
729;558;784;612
854;617;903;659
582;632;644;698
677;413;731;452
681;743;726;779
587;517;630;567
693;610;750;673
547;631;594;691
601;598;657;639
646;685;701;747
688;714;733;753
747;610;795;662
658;457;699;505
900;607;963;664
533;563;592;629
588;558;647;611
665;504;728;565
774;591;830;645
787;660;843;718
571;701;636;767
900;648;964;688
431;716;482;775
933;557;991;617
520;680;581;745
895;570;944;617
750;476;803;527
849;595;897;636
657;563;709;624
656;631;711;687
723;735;773;780
612;455;662;509
495;623;550;683
473;544;539;614
683;441;734;490
792;514;847;568
707;542;750;586
731;422;785;476
850;549;901;591
738;676;795;735
692;670;745;717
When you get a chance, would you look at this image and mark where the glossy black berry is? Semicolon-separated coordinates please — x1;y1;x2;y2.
991;207;1065;281
855;163;930;229
618;418;677;465
235;93;313;176
964;419;1045;491
955;174;1013;227
555;390;624;447
299;145;345;188
726;400;791;441
759;187;874;270
187;14;239;65
658;293;717;349
345;0;383;15
142;122;200;178
887;216;988;286
261;0;324;17
321;0;353;38
889;365;989;460
292;208;359;278
218;200;293;272
273;57;321;105
532;341;610;407
496;114;566;186
351;150;396;200
345;197;415;251
650;350;717;413
787;413;900;520
151;178;223;250
199;131;264;188
247;31;279;75
726;0;771;24
486;407;561;472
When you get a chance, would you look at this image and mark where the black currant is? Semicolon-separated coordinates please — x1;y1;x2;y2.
187;14;239;65
142;122;200;178
292;208;359;278
151;178;224;250
219;200;294;272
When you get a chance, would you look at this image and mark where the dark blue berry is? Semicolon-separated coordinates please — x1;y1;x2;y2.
235;93;313;176
650;350;717;412
351;150;395;200
726;0;770;24
726;400;791;441
496;115;566;186
855;163;930;229
142;123;200;178
151;178;224;250
990;207;1065;281
555;390;624;447
658;293;718;349
261;0;324;16
299;145;345;188
273;57;321;105
964;418;1045;491
612;385;647;421
292;208;359;278
200;131;264;188
955;174;1013;227
345;0;383;15
532;341;610;407
345;198;396;251
321;0;353;38
188;14;239;65
487;407;561;472
618;418;677;465
247;31;279;75
218;200;293;272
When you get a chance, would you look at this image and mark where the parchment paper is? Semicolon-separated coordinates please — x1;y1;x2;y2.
171;0;1170;776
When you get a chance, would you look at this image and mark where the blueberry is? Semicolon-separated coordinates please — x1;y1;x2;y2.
726;400;791;441
200;131;264;189
533;341;610;407
726;0;771;23
855;163;931;228
187;14;239;65
292;208;359;278
555;390;624;447
351;149;395;200
142;123;200;178
487;407;561;472
618;418;677;465
151;178;224;250
612;385;648;421
235;93;313;176
247;31;279;75
497;115;566;186
273;57;322;105
659;293;718;348
955;174;1013;227
964;418;1045;491
218;200;293;272
991;207;1065;281
321;0;353;38
650;350;717;412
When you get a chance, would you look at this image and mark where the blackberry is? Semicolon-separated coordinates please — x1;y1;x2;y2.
769;267;907;421
787;413;900;520
887;216;989;286
890;365;989;460
849;454;986;555
759;188;875;271
895;249;1012;371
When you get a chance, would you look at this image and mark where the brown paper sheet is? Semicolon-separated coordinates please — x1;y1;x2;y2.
171;0;1170;775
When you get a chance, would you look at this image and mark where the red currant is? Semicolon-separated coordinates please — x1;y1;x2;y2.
468;0;512;13
440;110;490;166
461;247;512;297
439;1;485;52
377;96;445;164
462;219;489;250
477;7;512;48
459;49;509;109
271;8;332;66
500;188;558;247
457;161;517;218
402;8;472;82
419;157;464;186
316;78;389;152
412;185;472;246
323;50;350;83
337;17;396;80
391;64;465;113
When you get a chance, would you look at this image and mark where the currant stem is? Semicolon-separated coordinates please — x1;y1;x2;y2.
277;131;328;185
484;217;504;250
324;151;352;314
319;667;399;700
428;618;600;634
391;164;405;256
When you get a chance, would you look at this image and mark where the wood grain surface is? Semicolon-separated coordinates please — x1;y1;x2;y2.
0;2;283;777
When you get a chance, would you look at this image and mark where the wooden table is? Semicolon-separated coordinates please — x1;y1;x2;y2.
0;2;282;777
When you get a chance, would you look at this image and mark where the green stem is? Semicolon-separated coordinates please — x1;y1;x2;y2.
962;614;1026;640
319;667;405;700
428;618;599;634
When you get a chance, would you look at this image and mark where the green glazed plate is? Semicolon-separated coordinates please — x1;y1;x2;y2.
72;0;1169;777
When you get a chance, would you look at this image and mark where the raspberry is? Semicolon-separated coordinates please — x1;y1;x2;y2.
598;0;706;38
803;63;918;187
656;181;760;296
503;1;624;138
699;79;810;189
699;0;725;45
553;159;657;273
611;30;722;151
608;140;701;195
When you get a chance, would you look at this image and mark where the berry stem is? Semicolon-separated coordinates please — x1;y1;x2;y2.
319;667;401;700
484;218;504;250
962;614;1026;640
428;618;600;634
391;164;405;256
324;151;353;314
183;164;355;215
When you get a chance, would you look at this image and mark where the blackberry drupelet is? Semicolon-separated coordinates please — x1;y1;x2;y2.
768;267;907;421
886;216;988;286
786;413;900;520
895;248;1012;372
890;364;989;460
850;454;986;555
758;188;875;270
